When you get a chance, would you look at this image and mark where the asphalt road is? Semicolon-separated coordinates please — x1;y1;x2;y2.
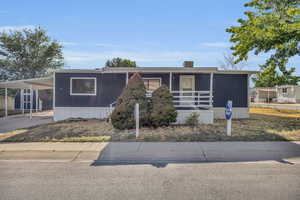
1;161;299;200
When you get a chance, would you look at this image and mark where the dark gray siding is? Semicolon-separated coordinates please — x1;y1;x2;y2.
55;73;126;107
213;74;248;107
55;72;248;108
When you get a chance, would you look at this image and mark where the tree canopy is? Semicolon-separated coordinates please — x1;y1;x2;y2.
0;27;64;81
105;57;137;68
226;0;300;85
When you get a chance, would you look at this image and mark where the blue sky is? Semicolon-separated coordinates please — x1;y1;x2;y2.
0;0;299;74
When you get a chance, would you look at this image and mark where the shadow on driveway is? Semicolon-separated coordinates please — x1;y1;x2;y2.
90;141;300;168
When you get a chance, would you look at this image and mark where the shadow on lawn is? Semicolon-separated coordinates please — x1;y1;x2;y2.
90;138;300;168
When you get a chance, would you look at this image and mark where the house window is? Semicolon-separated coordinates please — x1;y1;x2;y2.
282;88;287;94
70;77;97;95
143;78;161;92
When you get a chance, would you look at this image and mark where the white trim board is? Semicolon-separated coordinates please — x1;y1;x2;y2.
70;77;97;96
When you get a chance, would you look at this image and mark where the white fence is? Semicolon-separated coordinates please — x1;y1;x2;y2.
171;90;213;109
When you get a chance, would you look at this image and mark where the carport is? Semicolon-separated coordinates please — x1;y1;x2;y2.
0;77;53;119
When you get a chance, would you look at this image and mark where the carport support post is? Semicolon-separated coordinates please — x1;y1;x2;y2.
5;87;8;117
21;89;24;114
30;86;33;120
35;89;38;112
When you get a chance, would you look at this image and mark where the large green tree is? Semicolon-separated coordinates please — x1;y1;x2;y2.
105;57;137;68
0;27;64;81
226;0;300;85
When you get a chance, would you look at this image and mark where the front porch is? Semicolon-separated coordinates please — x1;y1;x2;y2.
135;72;215;124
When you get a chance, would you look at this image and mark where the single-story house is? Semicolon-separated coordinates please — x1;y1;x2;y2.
0;62;257;123
53;63;256;123
250;87;277;103
277;85;300;103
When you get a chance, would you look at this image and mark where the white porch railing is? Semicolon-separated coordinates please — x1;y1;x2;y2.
111;90;213;113
171;90;213;109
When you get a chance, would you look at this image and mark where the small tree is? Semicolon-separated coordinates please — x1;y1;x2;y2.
111;73;148;130
105;57;137;68
149;85;177;127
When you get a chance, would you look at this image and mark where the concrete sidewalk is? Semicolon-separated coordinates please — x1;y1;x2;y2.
1;142;300;164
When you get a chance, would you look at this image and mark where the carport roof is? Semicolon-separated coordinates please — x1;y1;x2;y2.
0;76;53;90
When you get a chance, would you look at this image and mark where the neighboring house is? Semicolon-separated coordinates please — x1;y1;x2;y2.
277;85;300;103
53;62;256;123
250;87;277;103
14;89;53;111
0;95;14;110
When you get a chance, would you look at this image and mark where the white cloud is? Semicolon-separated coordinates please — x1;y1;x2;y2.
0;25;35;32
95;43;119;48
201;42;231;48
61;42;78;46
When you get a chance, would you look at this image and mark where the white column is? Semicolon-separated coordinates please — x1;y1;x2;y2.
35;90;38;112
209;73;214;107
30;86;33;120
126;72;129;85
21;89;24;114
169;72;172;91
5;88;8;117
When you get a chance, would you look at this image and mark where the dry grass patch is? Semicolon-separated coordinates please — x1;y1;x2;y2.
250;107;300;118
1;108;300;142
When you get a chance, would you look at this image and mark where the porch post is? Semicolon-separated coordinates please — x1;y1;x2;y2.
5;87;8;118
169;72;172;91
30;86;33;120
35;89;38;112
209;73;214;107
126;72;129;85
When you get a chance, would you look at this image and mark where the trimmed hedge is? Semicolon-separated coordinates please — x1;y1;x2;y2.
149;85;177;127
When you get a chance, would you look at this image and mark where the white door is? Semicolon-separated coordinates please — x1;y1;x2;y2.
179;75;195;106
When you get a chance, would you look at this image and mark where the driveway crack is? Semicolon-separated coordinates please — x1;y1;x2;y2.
71;151;82;162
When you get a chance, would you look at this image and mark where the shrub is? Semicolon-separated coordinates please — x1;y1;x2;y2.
111;73;148;130
185;112;200;127
149;85;177;127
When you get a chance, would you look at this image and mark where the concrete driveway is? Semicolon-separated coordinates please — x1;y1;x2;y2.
0;111;53;133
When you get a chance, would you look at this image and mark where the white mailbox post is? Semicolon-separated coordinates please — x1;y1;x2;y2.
135;103;139;138
225;100;232;136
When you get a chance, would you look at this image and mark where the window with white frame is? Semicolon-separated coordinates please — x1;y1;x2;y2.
70;77;97;95
143;78;161;92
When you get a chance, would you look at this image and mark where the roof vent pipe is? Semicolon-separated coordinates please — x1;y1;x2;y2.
183;61;194;68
